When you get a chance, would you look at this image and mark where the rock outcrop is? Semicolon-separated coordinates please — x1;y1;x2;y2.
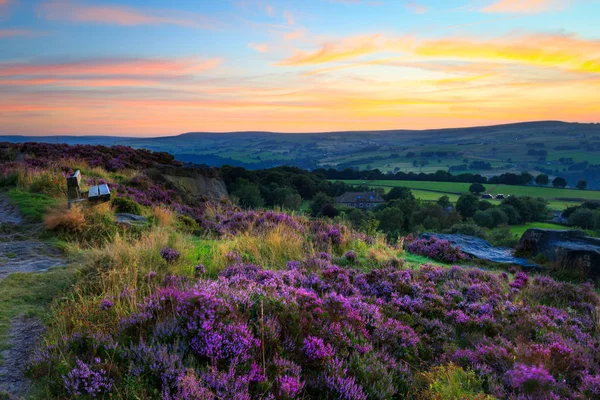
146;164;228;204
419;233;537;267
518;229;600;277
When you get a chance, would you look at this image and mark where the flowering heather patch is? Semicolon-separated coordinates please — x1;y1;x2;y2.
404;234;469;263
160;246;181;263
32;259;600;399
0;142;180;171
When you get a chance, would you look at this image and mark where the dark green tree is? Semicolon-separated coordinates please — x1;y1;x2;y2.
535;174;549;186
469;183;486;194
456;194;479;219
576;180;588;190
232;179;264;209
310;192;336;217
552;177;567;188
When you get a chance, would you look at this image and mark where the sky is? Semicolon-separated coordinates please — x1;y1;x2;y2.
0;0;599;136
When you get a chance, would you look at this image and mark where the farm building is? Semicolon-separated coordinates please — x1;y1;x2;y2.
336;191;385;209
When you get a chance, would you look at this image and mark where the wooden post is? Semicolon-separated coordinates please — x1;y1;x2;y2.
66;170;82;208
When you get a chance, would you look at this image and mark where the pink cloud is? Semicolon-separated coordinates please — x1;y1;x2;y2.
482;0;571;13
0;57;222;77
0;29;36;38
38;0;215;28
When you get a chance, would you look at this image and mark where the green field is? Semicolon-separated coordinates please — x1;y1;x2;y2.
339;180;600;210
508;222;597;237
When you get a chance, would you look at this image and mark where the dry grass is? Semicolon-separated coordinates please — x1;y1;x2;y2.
44;204;86;233
153;206;175;227
193;223;311;273
49;225;193;340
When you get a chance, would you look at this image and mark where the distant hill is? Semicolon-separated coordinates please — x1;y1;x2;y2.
2;121;600;188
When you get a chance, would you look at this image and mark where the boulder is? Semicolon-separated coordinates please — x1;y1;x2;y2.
115;213;148;227
518;229;600;277
419;233;537;267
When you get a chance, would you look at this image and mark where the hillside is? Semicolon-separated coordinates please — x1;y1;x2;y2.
0;142;599;399
2;121;600;188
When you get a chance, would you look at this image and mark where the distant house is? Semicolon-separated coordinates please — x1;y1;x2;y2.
336;191;385;209
481;194;494;199
495;194;506;200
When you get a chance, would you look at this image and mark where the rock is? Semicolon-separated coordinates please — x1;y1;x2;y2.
146;164;228;204
115;213;148;227
518;229;600;277
419;233;538;267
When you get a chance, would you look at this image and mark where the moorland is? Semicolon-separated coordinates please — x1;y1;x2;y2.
0;141;599;399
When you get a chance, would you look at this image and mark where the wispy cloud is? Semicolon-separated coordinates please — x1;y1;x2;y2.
279;31;600;74
481;0;571;13
37;0;216;28
278;35;411;66
0;29;38;38
248;42;269;53
403;0;429;14
415;33;600;73
0;57;222;77
283;10;295;24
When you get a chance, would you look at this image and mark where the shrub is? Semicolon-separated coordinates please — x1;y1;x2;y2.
446;222;487;239
488;226;518;247
404;235;468;263
422;364;493;400
111;196;142;215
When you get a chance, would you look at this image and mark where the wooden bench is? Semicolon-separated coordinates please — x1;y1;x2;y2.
67;170;111;207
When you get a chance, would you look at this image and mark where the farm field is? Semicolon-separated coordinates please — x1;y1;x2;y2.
339;180;600;210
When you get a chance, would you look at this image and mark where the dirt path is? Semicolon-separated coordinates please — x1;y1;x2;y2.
0;195;66;398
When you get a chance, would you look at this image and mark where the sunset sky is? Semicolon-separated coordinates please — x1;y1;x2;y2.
1;0;599;136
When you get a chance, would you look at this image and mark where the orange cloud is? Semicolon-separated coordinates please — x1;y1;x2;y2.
280;32;600;75
278;35;411;66
481;0;570;13
415;33;600;73
38;0;215;28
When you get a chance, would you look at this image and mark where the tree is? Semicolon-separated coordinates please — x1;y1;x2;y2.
469;183;486;194
232;180;264;209
535;174;549;186
385;186;415;202
552;177;567;188
437;195;451;209
456;194;479;219
375;207;405;233
576;180;588;190
568;208;594;229
310;192;336;217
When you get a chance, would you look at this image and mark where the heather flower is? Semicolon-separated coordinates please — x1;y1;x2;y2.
195;264;206;275
160;246;181;263
303;336;335;361
344;250;357;263
506;364;556;395
145;271;157;280
63;358;113;397
276;375;304;399
99;298;113;310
